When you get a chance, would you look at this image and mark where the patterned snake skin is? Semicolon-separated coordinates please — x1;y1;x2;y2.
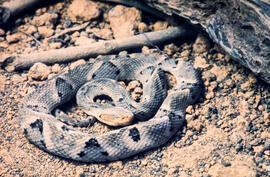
19;53;202;162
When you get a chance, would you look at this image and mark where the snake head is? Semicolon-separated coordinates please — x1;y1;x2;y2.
99;113;134;127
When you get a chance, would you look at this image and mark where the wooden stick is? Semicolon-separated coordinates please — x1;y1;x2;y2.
47;22;90;41
17;28;43;46
1;25;195;70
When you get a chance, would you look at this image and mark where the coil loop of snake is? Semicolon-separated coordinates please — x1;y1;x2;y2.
19;53;202;162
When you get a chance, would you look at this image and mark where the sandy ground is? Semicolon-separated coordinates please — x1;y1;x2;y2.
0;0;269;176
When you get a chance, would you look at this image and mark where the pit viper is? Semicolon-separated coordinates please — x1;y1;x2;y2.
19;53;201;162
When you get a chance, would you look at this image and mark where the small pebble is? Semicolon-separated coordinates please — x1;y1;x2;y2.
108;5;141;39
26;25;38;34
63;20;72;28
221;160;231;167
134;87;143;94
49;42;62;49
28;62;51;80
127;80;141;91
67;0;101;22
236;143;243;152
6;33;21;43
51;64;62;73
0;28;5;36
192;34;211;54
153;21;169;31
74;36;95;46
70;59;86;69
38;26;54;38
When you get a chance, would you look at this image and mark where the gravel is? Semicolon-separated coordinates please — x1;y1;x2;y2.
0;0;269;176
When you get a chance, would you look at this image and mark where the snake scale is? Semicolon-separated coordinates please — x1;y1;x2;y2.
19;53;202;162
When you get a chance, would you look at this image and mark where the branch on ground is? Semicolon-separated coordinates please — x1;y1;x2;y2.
0;25;195;70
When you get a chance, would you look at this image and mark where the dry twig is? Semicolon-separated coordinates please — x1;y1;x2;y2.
1;25;195;70
47;22;90;41
16;28;43;46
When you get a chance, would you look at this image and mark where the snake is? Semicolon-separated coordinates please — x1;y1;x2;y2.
19;53;202;162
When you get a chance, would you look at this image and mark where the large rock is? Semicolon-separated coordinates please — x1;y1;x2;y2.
143;0;270;84
108;5;142;39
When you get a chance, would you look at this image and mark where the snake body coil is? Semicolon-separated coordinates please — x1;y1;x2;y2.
19;53;201;162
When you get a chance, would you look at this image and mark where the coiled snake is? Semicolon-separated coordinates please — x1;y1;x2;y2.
19;53;201;162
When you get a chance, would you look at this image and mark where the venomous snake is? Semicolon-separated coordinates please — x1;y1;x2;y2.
19;53;201;162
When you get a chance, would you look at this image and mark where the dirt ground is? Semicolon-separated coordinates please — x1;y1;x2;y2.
0;0;269;176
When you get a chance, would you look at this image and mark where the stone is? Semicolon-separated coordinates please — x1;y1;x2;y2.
38;26;54;38
143;0;270;84
88;28;113;39
28;63;51;80
194;56;209;69
11;74;25;83
193;34;211;54
205;92;215;100
74;36;95;46
164;43;179;56
138;22;148;33
186;105;194;114
134;87;143;94
108;5;141;39
141;46;151;54
49;42;62;49
126;80;141;91
0;28;5;36
51;64;61;73
67;0;100;22
263;113;270;126
153;21;169;31
31;12;58;26
209;65;228;82
70;59;86;69
180;50;190;57
6;33;21;43
26;25;37;34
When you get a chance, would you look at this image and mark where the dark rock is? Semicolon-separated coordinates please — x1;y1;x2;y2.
33;32;41;40
221;160;231;167
236;143;243;152
246;144;253;151
30;40;37;47
144;0;270;84
63;20;72;28
257;152;264;157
